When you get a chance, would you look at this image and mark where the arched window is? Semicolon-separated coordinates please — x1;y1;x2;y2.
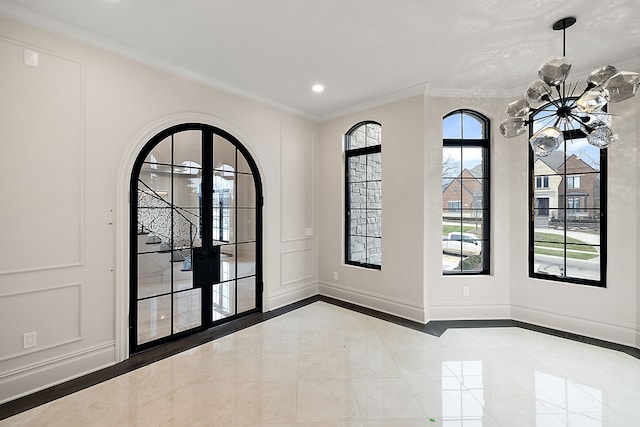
442;110;490;274
529;100;606;287
345;121;382;269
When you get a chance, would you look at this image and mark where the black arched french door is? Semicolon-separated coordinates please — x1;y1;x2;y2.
130;123;262;353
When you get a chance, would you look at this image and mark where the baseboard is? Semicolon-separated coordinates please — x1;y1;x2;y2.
318;281;425;323
428;302;511;320
0;342;115;404
267;283;318;312
511;303;637;348
636;327;640;349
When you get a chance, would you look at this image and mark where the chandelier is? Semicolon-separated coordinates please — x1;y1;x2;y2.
499;17;640;157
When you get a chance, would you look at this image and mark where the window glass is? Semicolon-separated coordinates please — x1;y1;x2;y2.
529;101;606;287
345;122;382;269
442;110;490;275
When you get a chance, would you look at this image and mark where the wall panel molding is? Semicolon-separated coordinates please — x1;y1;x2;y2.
281;248;315;286
0;283;84;362
0;36;85;276
319;281;425;323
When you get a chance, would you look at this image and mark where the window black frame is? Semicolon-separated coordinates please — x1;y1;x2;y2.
442;109;491;275
344;121;382;270
528;102;607;288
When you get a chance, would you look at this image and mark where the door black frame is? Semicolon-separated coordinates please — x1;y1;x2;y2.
129;123;263;354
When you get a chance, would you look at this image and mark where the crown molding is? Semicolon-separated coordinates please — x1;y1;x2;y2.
0;3;317;121
318;82;428;121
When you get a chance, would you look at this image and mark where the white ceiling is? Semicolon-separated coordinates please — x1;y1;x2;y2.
1;0;639;120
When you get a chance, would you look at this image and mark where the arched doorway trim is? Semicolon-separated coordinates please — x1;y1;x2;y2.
115;112;266;361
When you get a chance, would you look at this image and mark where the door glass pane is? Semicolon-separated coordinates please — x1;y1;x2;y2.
236;173;256;208
236;209;256;243
146;135;172;166
212;281;236;321
172;132;202;250
137;253;172;299
173;130;201;165
237;242;256;278
219;244;236;281
237;277;256;313
173;288;202;333
172;250;194;290
137;179;171;237
237;150;252;174
212;207;231;243
137;295;171;344
213;135;236;171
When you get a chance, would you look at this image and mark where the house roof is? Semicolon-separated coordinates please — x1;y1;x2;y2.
536;150;566;171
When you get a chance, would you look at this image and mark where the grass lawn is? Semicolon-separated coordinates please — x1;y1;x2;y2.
442;224;482;238
533;232;598;253
534;247;599;261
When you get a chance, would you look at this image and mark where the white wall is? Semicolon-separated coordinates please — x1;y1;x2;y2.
317;96;426;322
318;90;640;349
424;96;512;320
0;15;317;403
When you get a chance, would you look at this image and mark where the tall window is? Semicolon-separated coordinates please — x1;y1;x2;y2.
529;100;606;287
442;110;490;274
345;121;382;269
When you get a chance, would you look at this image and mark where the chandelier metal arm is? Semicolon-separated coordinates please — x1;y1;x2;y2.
499;16;639;154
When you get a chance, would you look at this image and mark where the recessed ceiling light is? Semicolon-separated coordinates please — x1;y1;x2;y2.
312;84;325;93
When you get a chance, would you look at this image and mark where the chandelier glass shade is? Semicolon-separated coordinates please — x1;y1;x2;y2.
500;17;640;157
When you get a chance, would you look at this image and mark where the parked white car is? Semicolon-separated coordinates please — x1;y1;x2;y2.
442;232;482;256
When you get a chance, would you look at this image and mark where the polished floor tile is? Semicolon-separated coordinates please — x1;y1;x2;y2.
2;301;640;426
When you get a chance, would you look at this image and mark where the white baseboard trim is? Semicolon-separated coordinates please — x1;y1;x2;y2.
0;342;115;404
318;281;425;323
511;303;638;348
268;283;318;312
428;302;511;320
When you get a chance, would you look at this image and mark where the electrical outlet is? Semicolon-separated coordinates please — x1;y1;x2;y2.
333;272;339;280
23;331;37;349
462;286;469;297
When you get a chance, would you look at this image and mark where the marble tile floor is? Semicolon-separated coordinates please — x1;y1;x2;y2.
2;301;640;426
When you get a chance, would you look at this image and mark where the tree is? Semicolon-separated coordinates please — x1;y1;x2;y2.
442;155;461;190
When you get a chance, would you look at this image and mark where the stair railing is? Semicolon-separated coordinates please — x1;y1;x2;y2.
136;179;199;266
